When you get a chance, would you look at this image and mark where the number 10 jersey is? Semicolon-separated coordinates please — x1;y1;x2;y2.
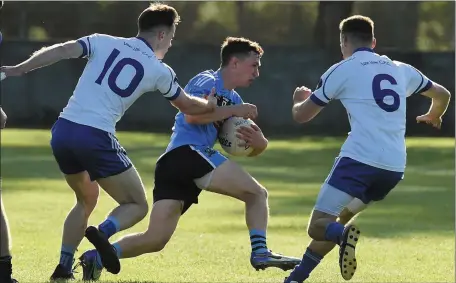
60;33;181;134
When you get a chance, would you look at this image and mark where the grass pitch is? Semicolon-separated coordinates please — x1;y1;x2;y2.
1;129;454;282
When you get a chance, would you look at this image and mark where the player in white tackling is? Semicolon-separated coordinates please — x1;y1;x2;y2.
0;3;217;280
284;15;451;283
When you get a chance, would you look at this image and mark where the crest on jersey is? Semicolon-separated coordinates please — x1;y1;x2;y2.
203;147;217;157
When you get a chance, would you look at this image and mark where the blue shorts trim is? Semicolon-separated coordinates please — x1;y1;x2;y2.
189;145;227;168
326;157;404;204
50;118;132;181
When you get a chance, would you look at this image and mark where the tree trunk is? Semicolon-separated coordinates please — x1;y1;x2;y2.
314;1;354;50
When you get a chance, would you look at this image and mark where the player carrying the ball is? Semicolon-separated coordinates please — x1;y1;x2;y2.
284;15;451;283
78;37;301;281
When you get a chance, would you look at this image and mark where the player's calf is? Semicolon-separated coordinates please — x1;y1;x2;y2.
81;199;182;277
83;167;150;274
113;199;181;259
53;172;99;279
201;160;300;271
96;167;149;240
285;208;361;283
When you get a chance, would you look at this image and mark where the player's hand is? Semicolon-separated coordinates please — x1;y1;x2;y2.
206;87;218;111
416;113;442;129
0;65;25;77
293;86;312;104
236;124;267;150
233;103;258;119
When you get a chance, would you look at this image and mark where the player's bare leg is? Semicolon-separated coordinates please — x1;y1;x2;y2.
84;166;148;275
285;197;367;283
79;200;181;280
51;171;99;280
113;199;181;257
0;193;17;283
200;160;301;271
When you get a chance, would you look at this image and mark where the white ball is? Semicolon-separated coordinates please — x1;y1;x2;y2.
218;117;255;157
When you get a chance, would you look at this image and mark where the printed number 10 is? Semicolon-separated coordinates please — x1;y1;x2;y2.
95;48;145;98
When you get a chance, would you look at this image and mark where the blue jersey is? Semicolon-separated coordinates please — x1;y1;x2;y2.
166;69;243;152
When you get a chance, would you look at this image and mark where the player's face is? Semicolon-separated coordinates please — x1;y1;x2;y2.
156;24;176;59
234;52;261;87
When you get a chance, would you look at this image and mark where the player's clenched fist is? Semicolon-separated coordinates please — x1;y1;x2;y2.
293;86;312;104
416;113;442;130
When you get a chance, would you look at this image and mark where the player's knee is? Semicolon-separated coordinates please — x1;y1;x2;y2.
254;185;268;199
137;201;149;220
76;192;99;216
150;239;169;252
142;231;171;253
76;197;98;216
307;210;338;240
243;184;268;203
307;223;319;240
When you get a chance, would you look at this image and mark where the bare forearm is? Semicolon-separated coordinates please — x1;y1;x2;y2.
172;94;214;115
17;43;75;74
185;105;236;124
429;97;450;118
292;101;311;123
292;97;324;124
424;84;451;118
182;96;213;115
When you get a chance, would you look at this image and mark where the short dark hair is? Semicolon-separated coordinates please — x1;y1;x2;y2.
339;15;374;43
137;3;180;32
220;37;264;67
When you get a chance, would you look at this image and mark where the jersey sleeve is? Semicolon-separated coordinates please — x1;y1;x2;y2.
398;62;434;97
310;60;350;106
184;73;216;98
156;63;181;101
76;33;98;59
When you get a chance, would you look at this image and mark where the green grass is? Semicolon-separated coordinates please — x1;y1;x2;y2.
1;129;454;283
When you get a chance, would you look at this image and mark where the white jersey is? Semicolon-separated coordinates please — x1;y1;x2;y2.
60;33;181;133
310;47;433;172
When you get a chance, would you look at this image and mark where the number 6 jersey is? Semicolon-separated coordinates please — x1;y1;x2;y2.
309;47;433;172
60;33;181;134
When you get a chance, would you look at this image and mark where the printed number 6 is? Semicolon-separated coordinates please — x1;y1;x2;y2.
95;48;145;98
372;74;400;112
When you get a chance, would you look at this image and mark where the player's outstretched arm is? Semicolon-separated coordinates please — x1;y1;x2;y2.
170;88;217;115
185;103;257;124
416;82;451;129
0;40;83;77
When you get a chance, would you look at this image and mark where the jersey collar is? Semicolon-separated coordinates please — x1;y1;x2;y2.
215;69;227;92
353;47;374;53
135;37;154;52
